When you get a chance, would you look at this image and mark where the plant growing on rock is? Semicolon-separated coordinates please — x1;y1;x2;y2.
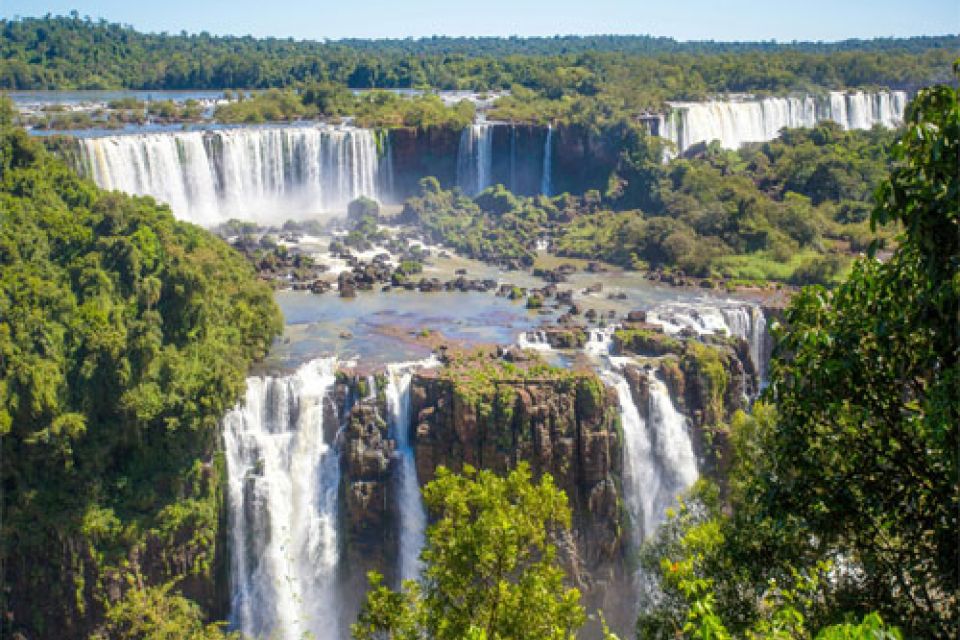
352;463;588;640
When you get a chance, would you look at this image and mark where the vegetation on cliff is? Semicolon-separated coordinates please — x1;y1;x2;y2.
553;121;900;284
213;87;476;129
389;118;898;285
353;463;587;640
0;98;281;636
636;71;958;639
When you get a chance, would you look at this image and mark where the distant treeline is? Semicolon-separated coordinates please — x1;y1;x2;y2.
1;15;957;94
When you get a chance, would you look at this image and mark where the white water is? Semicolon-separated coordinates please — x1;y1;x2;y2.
456;123;494;195
584;326;617;357
541;124;554;196
719;305;768;384
605;368;698;544
662;90;907;154
518;330;554;352
385;356;439;583
222;357;340;640
77;124;382;225
647;301;767;379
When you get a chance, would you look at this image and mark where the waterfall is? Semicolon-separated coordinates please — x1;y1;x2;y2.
76;125;382;225
456;123;494;196
647;301;767;380
222;358;341;640
509;125;518;193
385;357;439;583
584;326;616;357
662;90;908;154
605;369;698;544
644;372;699;533
540;124;553;196
518;330;553;352
380;129;396;204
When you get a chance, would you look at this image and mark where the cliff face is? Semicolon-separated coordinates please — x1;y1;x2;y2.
552;124;621;195
613;322;759;480
386;123;621;200
388;127;462;199
407;356;622;571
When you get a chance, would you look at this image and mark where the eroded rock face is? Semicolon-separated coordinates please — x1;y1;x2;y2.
614;325;759;482
408;359;622;569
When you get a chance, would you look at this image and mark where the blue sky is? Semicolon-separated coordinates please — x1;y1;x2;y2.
3;0;957;40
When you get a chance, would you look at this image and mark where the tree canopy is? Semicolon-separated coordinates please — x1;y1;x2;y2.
352;463;586;640
635;69;958;639
0;96;282;636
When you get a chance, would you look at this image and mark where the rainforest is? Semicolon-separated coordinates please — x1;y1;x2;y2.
0;8;957;640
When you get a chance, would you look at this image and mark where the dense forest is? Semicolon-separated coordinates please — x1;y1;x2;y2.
1;15;957;98
0;98;281;636
635;79;959;639
2;11;958;640
394;121;898;286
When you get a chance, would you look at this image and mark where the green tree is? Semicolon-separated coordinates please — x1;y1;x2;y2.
636;73;958;638
0;97;282;636
352;463;586;640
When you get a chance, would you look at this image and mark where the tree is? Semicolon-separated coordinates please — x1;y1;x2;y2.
635;72;958;638
352;463;586;640
92;576;237;640
348;196;381;222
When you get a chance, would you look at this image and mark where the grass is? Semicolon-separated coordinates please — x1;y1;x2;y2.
713;249;820;282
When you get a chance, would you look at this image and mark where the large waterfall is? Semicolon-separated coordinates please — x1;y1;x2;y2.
77;125;384;225
222;358;341;640
606;369;698;543
456;123;494;196
385;357;438;583
662;90;908;153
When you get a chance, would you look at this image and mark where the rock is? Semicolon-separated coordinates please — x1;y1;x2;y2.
409;357;622;569
338;272;357;297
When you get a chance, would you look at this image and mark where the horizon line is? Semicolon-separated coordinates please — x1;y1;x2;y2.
3;13;958;44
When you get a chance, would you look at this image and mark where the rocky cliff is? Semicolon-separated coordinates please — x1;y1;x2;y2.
407;352;622;577
613;321;759;479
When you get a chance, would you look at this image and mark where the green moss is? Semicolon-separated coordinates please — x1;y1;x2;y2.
614;328;682;356
681;341;729;425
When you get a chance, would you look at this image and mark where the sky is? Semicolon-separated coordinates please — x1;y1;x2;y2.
2;0;957;41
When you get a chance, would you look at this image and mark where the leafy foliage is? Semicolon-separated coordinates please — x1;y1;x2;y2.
92;576;237;640
2;16;955;94
553;122;899;283
352;463;586;640
635;73;958;638
0;98;282;635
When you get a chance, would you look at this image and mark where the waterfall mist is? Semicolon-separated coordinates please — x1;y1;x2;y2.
77;125;384;225
222;357;341;640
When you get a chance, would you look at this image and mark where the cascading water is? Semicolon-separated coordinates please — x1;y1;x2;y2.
647;301;767;382
662;90;907;154
604;367;698;543
509;125;518;193
77;125;383;225
222;357;341;640
380;129;396;204
456;123;494;196
385;357;439;583
540;124;554;196
518;330;553;351
584;326;616;357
